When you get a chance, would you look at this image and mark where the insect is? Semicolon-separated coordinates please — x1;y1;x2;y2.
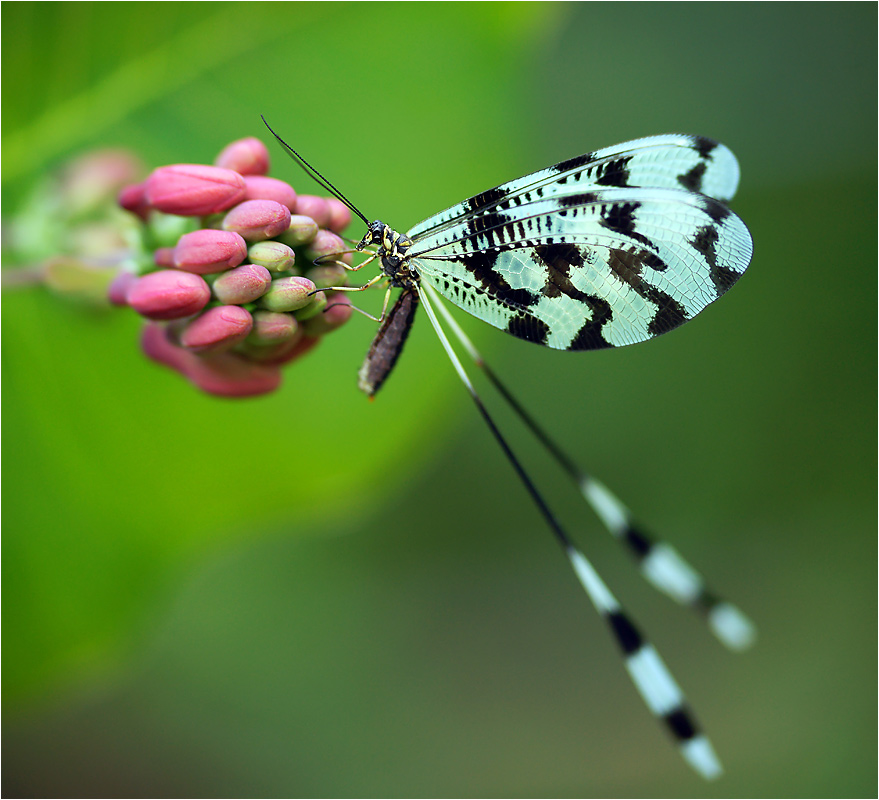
263;117;755;780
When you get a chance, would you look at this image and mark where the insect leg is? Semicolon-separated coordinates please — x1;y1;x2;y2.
314;248;378;274
312;272;386;296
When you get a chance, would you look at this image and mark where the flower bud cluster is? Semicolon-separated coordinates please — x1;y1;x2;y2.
4;149;145;303
113;136;354;397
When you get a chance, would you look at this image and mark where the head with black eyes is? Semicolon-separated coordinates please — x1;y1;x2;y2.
357;220;387;251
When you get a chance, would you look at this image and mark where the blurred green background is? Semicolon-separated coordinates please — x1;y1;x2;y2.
2;3;875;797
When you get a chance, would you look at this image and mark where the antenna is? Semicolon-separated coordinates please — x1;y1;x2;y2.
261;115;369;225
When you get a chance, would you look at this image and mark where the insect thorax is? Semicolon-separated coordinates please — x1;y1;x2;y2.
359;220;418;289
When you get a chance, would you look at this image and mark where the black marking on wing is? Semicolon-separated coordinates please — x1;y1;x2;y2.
701;196;731;224
452;239;620;352
691;225;719;270
533;243;593;303
569;299;614;351
678;136;721;193
553;151;596;174
533;242;661;316
457;250;540;310
557;191;600;209
605;247;668;292
692;136;719;161
466;210;514;248
466;186;508;214
678;161;707;193
641;285;689;336
691;225;740;296
507;313;550;346
595;156;632;187
598;201;652;247
533;242;679;345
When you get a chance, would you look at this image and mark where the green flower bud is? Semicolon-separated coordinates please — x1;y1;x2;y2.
277;215;319;248
259;276;316;312
292;290;327;321
248;240;296;273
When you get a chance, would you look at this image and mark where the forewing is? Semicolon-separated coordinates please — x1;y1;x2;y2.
412;187;752;351
408;135;741;242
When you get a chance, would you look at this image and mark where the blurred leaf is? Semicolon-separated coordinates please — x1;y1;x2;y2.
2;5;304;183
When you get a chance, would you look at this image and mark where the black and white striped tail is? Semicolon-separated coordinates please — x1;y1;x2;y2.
580;477;754;650
416;284;725;780
566;545;722;779
425;283;755;652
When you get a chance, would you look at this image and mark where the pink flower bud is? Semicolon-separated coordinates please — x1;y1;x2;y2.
247;240;296;273
172;229;248;274
107;270;138;306
278;215;319;248
259;276;317;312
294;195;331;228
249;310;300;344
126;270;211;320
222;199;291;241
301;293;352;337
243;175;297;210
179;305;253;353
142;323;281;397
214;137;270;175
145;164;246;216
324;293;353;326
118;182;150;220
303;229;349;265
154;247;175;267
62;150;144;213
326;198;352;233
211;264;272;304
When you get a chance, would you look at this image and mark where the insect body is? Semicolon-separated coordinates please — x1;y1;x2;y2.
263;118;755;781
